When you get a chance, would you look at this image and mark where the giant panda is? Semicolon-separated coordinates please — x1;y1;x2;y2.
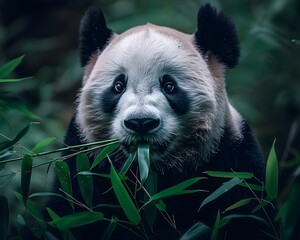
46;4;277;240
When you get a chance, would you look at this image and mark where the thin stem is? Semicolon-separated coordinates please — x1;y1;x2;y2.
239;178;279;239
32;145;104;169
59;188;92;212
129;169;178;231
1;139;119;164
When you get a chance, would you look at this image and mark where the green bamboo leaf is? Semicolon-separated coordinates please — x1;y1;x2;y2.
31;137;55;153
76;153;93;207
251;199;271;213
138;143;150;184
55;161;72;197
180;222;211;240
101;216;117;240
110;164;141;225
0;196;9;240
90;142;120;169
239;182;264;191
218;214;269;229
29;192;65;199
146;177;205;206
210;210;220;240
46;208;69;240
0;77;32;83
119;152;136;176
0;55;24;79
21;154;33;204
49;211;104;229
46;207;60;221
199;177;242;211
205;171;253;179
2;100;39;120
224;198;252;212
92;203;120;209
0;124;31;152
77;171;128;181
265;140;278;200
155;200;166;212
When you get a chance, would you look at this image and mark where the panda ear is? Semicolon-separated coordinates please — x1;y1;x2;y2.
195;4;240;68
79;7;113;67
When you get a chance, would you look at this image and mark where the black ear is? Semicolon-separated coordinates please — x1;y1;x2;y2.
195;4;240;68
79;7;112;67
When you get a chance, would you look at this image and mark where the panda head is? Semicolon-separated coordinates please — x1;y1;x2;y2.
76;4;240;170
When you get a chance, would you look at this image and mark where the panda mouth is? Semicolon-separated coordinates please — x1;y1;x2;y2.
122;139;170;157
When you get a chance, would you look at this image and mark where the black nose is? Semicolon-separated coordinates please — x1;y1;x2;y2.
124;118;160;134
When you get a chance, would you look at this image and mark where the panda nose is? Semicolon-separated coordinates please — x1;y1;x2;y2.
124;118;160;134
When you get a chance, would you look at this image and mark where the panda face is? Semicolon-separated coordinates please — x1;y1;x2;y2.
77;25;219;164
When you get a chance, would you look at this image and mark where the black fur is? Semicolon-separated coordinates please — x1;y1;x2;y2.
195;4;240;68
160;75;190;115
79;7;112;67
101;74;127;113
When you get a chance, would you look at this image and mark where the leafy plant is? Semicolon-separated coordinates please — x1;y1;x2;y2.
1;131;285;240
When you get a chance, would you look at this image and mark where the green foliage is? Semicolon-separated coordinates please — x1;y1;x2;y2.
0;55;31;82
205;171;253;179
179;222;211;240
0;110;290;240
210;210;221;240
110;162;141;225
137;143;150;184
145;177;205;207
0;124;31;152
31;137;55;154
199;177;243;211
101;216;118;240
55;161;73;198
265;140;279;200
0;56;36;121
90;141;120;170
224;198;252;212
21;154;32;204
49;211;104;230
76;153;93;208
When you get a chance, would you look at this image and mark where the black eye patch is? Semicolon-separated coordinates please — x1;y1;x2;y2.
101;74;127;113
160;75;190;115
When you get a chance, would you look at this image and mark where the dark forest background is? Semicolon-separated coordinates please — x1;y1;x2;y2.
0;0;299;237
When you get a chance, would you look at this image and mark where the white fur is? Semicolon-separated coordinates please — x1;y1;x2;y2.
228;104;243;139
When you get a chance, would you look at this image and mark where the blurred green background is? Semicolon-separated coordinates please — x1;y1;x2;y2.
0;0;299;236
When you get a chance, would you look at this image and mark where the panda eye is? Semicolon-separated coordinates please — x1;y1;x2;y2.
114;81;125;93
161;75;176;94
113;74;126;93
163;82;175;93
